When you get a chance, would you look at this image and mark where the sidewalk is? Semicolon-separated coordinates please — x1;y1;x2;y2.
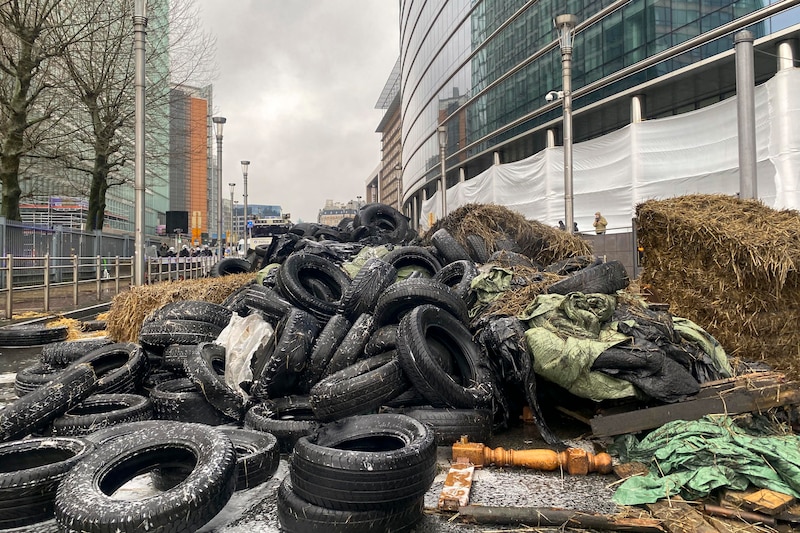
0;284;118;325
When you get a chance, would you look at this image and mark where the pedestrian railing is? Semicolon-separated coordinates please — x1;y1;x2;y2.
0;254;215;319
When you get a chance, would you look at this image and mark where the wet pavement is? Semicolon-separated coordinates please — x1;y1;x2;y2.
0;344;621;532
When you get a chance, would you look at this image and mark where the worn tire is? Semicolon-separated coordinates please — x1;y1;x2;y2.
547;260;629;295
290;413;436;511
74;342;148;394
353;204;409;244
395;407;492;446
397;305;493;408
54;422;237;533
243;397;319;454
465;234;490;263
0;437;95;529
433;259;478;300
51;393;153;436
149;378;232;425
185;343;247;421
338;258;397;321
0;324;68;347
0;363;98;443
14;362;63;397
298;313;351;393
276;252;350;321
139;319;223;348
244;284;294;323
210;257;251;277
430;228;471;264
373;277;468;327
146;300;233;329
363;324;399;357
278;477;423;533
40;337;114;368
310;353;408;421
382;245;441;278
323;313;375;377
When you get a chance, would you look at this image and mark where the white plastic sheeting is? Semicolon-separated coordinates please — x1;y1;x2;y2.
419;68;800;233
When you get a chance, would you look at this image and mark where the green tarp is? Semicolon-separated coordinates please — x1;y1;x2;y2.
611;415;800;505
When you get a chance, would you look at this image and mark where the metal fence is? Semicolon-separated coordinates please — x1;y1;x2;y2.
0;217;216;318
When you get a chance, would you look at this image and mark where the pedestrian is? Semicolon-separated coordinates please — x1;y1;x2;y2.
179;245;190;257
558;220;566;231
593;212;608;234
158;242;169;257
573;222;579;233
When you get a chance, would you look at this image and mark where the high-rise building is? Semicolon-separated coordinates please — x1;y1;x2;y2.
397;1;800;226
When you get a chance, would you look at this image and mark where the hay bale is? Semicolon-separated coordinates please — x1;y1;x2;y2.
424;203;592;266
637;194;800;379
105;274;255;343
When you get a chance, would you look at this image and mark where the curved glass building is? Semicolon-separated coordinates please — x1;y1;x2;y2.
398;0;800;224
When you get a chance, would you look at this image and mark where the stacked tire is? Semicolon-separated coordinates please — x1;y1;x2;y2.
279;413;435;532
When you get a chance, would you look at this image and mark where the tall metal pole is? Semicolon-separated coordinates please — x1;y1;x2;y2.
735;30;757;199
133;0;147;285
556;14;577;233
241;160;250;255
212;117;226;258
228;182;235;250
437;126;447;219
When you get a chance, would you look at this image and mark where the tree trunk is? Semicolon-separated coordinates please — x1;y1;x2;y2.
86;150;110;231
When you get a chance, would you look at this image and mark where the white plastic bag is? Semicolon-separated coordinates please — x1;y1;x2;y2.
215;312;274;396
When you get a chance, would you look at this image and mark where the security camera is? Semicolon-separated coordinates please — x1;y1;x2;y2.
545;90;563;102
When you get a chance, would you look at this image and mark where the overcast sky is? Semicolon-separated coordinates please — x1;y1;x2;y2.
195;2;399;223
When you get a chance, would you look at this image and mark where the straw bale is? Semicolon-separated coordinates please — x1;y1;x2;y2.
105;273;255;342
424;203;591;266
637;194;800;379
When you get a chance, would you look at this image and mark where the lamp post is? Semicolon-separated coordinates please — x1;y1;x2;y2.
233;200;239;243
437;125;447;219
555;14;577;234
228;182;235;250
240;160;250;255
395;163;402;211
133;0;148;285
212;116;226;257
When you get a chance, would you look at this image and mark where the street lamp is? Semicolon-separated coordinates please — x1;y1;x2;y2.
133;0;148;285
240;160;250;255
437;125;447;219
212;116;226;257
228;182;235;251
395;163;402;211
555;13;577;234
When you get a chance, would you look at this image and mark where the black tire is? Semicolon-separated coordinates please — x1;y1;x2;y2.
51;393;153;436
185;343;247;421
290;413;436;511
323;313;375;377
395;407;492;446
210;257;251;276
433;259;479;300
310;353;408;421
278;477;423;533
353;203;409;244
74;342;148;394
373;277;468;327
382;245;441;278
488;249;537;268
0;437;95;529
14;362;63;397
430;228;471;264
338;258;397;321
298;313;352;392
397;305;493;408
0;324;68;347
54;422;237;533
363;324;399;357
146;300;233;329
276;252;350;321
161;344;194;373
40;337;114;368
244;284;294;323
219;428;280;490
149;378;233;425
139;319;223;348
543;255;599;275
547;259;629;295
221;282;255;315
250;309;319;401
0;363;98;443
243;398;319;454
465;234;490;263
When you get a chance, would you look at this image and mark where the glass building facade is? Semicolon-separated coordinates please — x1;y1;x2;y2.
399;0;800;212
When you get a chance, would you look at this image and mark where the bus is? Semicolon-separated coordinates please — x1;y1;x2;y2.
237;214;293;256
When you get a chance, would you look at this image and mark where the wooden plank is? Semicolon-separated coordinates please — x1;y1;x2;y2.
437;460;474;511
591;379;800;437
741;488;795;516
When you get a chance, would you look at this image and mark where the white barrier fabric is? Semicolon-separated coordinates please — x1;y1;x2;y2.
419;68;800;232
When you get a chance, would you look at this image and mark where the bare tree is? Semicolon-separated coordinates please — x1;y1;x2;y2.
0;0;97;221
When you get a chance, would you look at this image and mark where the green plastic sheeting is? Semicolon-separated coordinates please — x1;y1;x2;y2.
611;415;800;505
